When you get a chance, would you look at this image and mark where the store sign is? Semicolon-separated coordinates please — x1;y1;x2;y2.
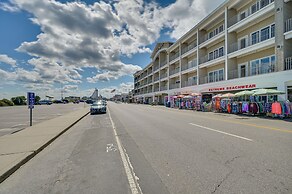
208;84;256;92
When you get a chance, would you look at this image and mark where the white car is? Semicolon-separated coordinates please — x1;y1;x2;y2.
90;101;106;114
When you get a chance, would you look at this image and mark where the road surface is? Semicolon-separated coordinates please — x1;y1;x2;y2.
0;102;291;193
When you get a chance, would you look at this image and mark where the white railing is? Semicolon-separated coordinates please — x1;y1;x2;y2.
169;83;180;90
181;42;197;55
153;65;159;71
285;57;292;70
200;52;224;64
182;59;197;71
169;68;180;76
182;79;197;88
160;86;167;91
285;18;292;32
160;59;167;67
229;35;274;53
201;31;224;44
160;73;168;79
228;0;274;27
228;62;276;80
169;52;179;62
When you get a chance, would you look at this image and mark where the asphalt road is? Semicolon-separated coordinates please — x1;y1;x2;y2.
0;102;291;194
0;103;88;136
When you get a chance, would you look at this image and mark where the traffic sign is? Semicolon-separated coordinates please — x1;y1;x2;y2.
27;92;35;109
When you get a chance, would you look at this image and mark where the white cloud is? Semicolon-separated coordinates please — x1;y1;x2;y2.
3;0;225;87
0;54;17;67
0;2;20;12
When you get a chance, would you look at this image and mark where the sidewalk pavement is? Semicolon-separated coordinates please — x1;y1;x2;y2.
0;107;89;183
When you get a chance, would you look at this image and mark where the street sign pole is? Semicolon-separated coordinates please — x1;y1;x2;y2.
27;92;35;126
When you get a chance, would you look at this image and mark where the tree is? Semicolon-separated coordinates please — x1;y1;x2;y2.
11;96;26;105
1;98;14;106
35;95;41;104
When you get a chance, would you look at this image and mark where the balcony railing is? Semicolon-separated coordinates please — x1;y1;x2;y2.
153;65;159;72
169;52;179;62
200;52;224;65
160;73;168;79
228;62;276;80
285;57;292;71
285;18;292;33
160;59;167;67
201;31;224;44
229;35;274;54
154;87;160;92
147;70;153;75
228;0;274;27
169;83;180;90
160;86;168;91
154;77;159;82
182;79;197;88
181;42;197;55
147;79;153;84
169;68;180;76
182;59;197;71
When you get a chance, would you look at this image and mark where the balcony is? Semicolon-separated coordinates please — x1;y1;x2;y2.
199;31;224;48
285;57;292;71
182;59;197;72
154;76;160;82
285;18;292;40
228;1;274;32
182;79;197;88
147;79;153;84
169;68;180;76
160;59;167;68
199;54;225;68
160;73;168;79
169;52;179;63
229;62;276;80
229;36;275;58
181;42;197;56
169;83;180;90
160;86;168;91
154;87;160;92
153;65;160;72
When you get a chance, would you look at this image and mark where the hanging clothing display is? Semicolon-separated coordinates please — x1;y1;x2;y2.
272;102;282;115
249;102;259;114
242;102;249;113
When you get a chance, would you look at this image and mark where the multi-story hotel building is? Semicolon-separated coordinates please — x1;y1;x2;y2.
133;0;292;104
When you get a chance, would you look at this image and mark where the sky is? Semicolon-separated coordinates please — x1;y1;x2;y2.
0;0;225;99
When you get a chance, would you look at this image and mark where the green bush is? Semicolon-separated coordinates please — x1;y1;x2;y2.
11;96;26;105
2;98;14;106
0;100;6;106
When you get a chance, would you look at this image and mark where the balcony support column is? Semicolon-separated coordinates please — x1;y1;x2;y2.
275;0;285;71
224;6;228;80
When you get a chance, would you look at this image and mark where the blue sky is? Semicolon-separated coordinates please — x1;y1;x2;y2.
0;0;224;99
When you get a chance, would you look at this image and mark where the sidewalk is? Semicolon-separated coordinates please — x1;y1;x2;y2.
0;107;89;183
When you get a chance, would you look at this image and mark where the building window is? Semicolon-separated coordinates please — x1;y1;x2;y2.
208;69;224;83
240;11;247;21
209;31;214;39
208;51;213;61
239;64;247;78
261;26;270;41
250;59;260;76
219;25;224;33
214;50;219;58
260;0;269;8
271;24;275;37
251;2;259;14
219;47;224;57
260;57;270;73
251;31;260;45
239;37;247;49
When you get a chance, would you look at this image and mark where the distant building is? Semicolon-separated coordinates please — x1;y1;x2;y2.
64;96;80;102
90;88;99;100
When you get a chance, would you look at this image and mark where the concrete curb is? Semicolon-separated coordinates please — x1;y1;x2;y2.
0;110;89;184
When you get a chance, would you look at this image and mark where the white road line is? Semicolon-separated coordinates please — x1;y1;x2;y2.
189;123;253;142
108;108;143;194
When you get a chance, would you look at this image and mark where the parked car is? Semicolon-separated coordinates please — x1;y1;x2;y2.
90;101;106;114
37;100;52;105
